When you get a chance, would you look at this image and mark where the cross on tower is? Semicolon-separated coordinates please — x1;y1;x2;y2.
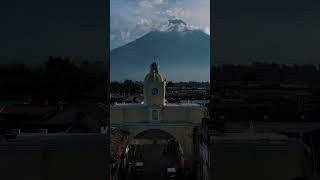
151;57;158;73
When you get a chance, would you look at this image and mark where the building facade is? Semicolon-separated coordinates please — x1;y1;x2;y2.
198;126;314;180
110;63;205;157
0;134;108;180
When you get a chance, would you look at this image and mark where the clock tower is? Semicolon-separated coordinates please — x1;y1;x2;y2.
143;62;166;106
111;61;205;157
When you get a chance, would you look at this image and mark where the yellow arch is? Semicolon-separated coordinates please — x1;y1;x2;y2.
124;126;195;156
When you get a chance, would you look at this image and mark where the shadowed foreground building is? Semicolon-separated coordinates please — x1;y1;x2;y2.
0;133;109;180
0;100;110;179
199;120;317;180
0;100;105;133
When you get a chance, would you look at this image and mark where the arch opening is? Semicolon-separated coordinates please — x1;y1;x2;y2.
134;129;175;140
125;128;187;176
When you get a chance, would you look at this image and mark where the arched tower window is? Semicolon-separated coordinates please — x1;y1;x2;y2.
152;109;159;121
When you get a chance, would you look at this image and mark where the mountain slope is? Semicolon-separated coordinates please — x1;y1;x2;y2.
110;29;210;81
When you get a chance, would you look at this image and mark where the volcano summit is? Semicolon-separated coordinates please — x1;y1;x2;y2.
110;20;210;82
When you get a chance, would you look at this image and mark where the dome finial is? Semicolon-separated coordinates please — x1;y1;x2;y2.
150;58;158;73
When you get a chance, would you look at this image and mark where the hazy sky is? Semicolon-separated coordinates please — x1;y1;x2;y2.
2;0;319;65
0;0;106;62
110;0;210;49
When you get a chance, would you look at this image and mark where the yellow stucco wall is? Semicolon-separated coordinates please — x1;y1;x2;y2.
110;105;205;156
110;109;124;123
119;126;195;155
144;81;165;106
111;106;204;124
126;109;149;122
111;65;205;157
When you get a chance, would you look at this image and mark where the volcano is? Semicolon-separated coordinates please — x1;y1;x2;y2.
110;20;210;81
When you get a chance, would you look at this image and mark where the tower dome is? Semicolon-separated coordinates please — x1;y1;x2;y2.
144;62;165;82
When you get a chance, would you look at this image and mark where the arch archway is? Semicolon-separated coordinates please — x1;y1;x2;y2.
134;129;175;140
128;128;184;171
126;127;195;155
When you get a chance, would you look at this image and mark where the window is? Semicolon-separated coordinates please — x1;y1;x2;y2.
152;88;158;95
152;109;159;121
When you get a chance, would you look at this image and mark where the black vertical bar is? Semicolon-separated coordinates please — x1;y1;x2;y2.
106;0;111;179
210;0;215;120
